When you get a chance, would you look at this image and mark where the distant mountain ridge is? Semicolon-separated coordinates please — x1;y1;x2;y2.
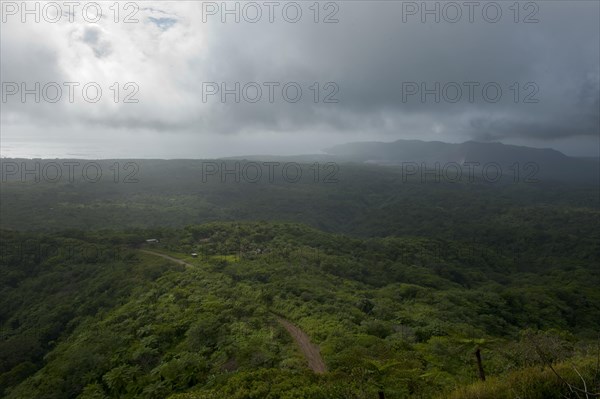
223;139;597;183
324;139;598;183
324;140;569;163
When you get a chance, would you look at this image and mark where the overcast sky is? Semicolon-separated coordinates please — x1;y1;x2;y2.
1;0;598;158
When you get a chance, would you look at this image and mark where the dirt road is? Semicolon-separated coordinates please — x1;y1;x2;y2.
139;249;194;268
276;317;327;374
140;249;326;373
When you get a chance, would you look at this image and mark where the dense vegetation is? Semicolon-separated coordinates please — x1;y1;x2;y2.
1;159;598;238
1;159;599;397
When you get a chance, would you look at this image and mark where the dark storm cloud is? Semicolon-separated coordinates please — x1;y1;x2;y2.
1;1;598;157
183;1;599;145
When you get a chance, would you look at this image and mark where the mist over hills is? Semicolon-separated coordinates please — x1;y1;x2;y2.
2;139;598;185
324;140;570;164
228;139;599;184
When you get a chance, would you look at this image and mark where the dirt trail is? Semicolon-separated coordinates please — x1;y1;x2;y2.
139;250;194;268
141;250;326;373
276;317;327;374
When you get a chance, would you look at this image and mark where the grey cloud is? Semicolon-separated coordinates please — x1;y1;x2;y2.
1;1;598;157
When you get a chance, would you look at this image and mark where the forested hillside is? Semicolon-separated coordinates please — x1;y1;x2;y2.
1;159;599;398
1;221;599;398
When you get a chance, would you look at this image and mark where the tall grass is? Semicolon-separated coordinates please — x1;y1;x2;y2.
443;357;599;399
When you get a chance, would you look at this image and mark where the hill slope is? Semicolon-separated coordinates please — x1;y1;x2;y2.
1;222;599;398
